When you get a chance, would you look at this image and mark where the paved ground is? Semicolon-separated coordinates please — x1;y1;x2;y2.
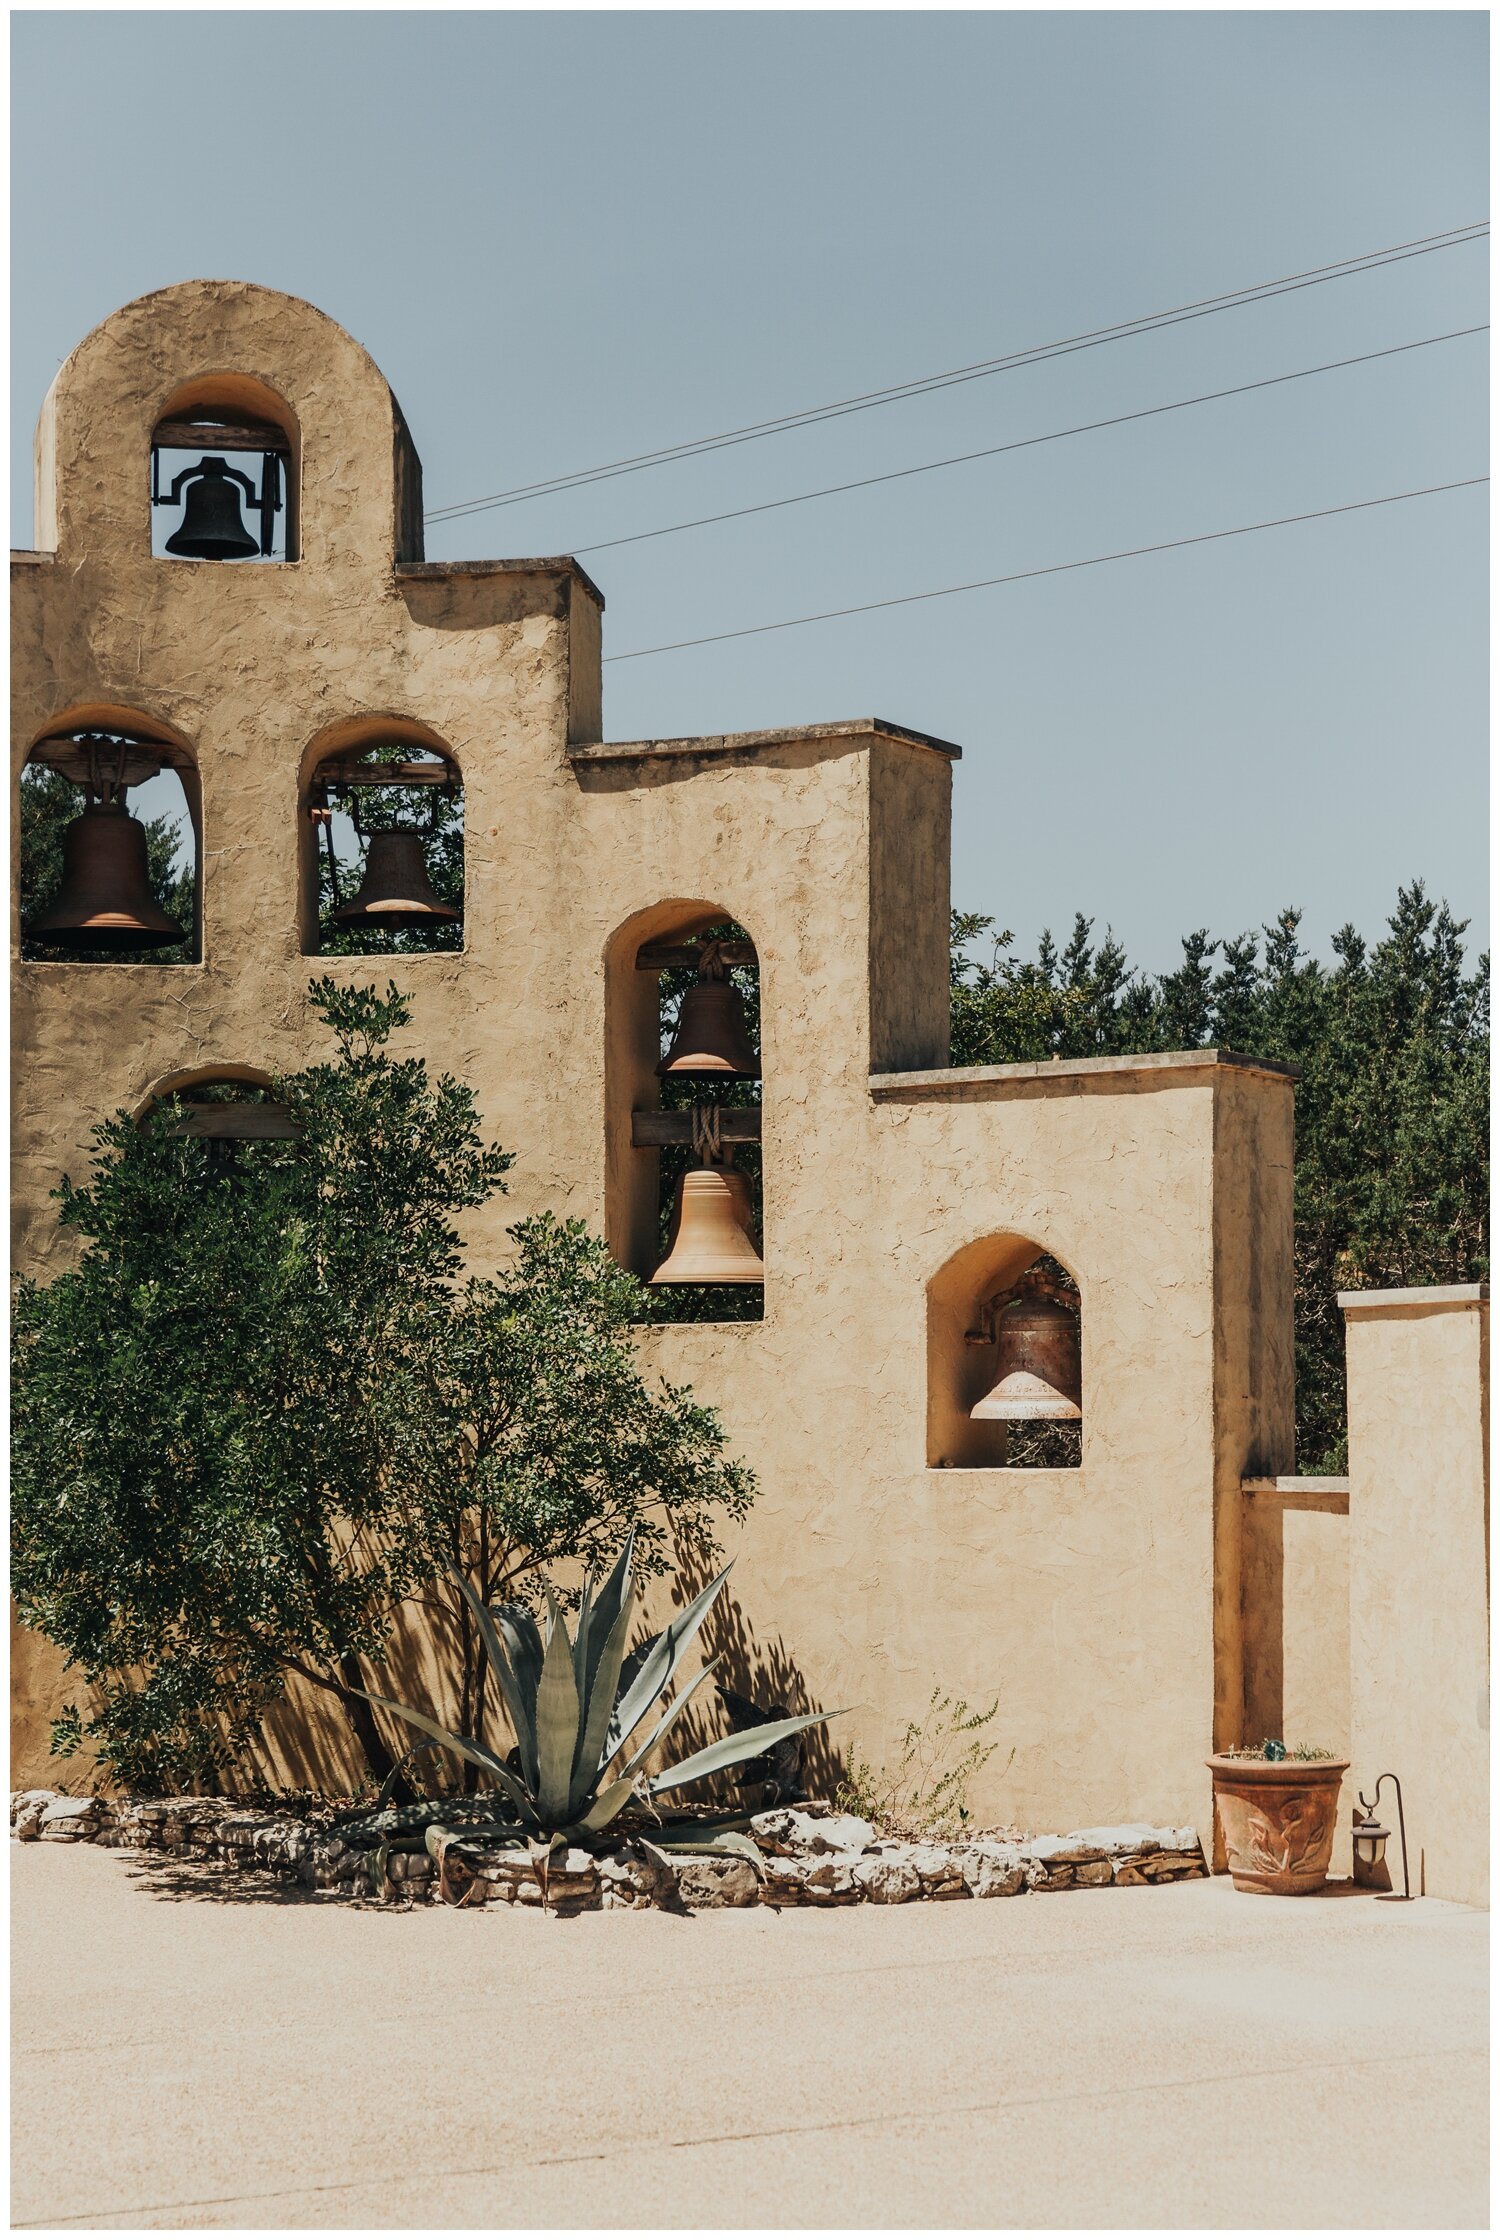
10;1844;1487;2230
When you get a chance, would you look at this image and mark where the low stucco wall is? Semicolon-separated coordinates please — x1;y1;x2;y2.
1343;1287;1489;1908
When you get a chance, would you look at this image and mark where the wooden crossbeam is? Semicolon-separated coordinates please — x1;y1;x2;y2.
170;1103;300;1141
636;939;757;970
630;1107;761;1147
153;417;290;455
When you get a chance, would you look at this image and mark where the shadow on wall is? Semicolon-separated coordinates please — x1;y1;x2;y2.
661;1529;847;1807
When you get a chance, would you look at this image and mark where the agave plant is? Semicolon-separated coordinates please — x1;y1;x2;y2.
348;1531;833;1900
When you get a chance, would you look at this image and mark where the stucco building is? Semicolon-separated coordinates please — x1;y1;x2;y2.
10;284;1487;1898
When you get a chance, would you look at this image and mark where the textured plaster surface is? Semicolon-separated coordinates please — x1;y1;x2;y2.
1345;1292;1489;1907
14;283;1299;1840
11;1843;1488;2230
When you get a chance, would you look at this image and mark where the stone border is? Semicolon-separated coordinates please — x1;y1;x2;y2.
12;1791;1207;1911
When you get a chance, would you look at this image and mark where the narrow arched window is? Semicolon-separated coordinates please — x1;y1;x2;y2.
20;725;198;964
928;1242;1082;1469
149;378;298;562
605;906;764;1325
304;736;463;956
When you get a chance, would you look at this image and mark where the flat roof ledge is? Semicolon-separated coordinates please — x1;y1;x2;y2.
1339;1282;1488;1317
569;717;962;766
871;1049;1300;1099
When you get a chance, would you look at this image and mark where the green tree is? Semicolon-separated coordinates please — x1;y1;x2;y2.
19;765;195;964
950;884;1488;1469
11;980;754;1794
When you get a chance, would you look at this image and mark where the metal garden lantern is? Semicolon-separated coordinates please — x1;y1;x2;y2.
1353;1772;1413;1900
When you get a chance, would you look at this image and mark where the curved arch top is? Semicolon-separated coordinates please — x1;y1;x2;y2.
35;279;423;570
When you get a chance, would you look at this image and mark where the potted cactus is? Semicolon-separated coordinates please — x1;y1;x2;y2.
1207;1741;1349;1894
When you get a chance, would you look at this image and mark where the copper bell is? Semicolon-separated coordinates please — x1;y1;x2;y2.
651;1166;765;1284
659;980;759;1079
27;803;184;950
971;1275;1082;1420
333;830;461;932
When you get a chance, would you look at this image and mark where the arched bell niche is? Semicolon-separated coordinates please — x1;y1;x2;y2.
18;709;200;965
604;900;764;1324
928;1234;1084;1470
150;374;299;563
299;717;464;957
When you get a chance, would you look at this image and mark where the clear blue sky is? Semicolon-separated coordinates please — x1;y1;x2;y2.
11;10;1489;970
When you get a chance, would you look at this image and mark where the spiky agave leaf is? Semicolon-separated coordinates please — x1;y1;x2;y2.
609;1565;733;1759
352;1685;537;1824
569;1589;637;1818
451;1568;536;1782
533;1605;582;1823
649;1709;838;1798
616;1654;723;1779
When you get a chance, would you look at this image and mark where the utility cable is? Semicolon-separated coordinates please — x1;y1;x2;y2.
426;222;1487;522
602;476;1488;663
571;325;1487;556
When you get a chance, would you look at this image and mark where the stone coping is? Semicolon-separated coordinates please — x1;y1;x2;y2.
568;717;962;766
871;1049;1300;1100
11;1791;1206;1913
1338;1282;1489;1316
11;549;55;566
395;556;606;608
1242;1475;1350;1510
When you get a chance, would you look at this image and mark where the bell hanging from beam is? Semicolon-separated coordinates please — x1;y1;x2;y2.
333;829;461;933
659;970;759;1079
27;802;185;950
163;457;262;561
970;1272;1082;1420
651;1165;765;1284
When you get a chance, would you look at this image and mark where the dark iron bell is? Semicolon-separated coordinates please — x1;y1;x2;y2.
27;803;184;950
333;829;461;932
164;458;261;560
970;1274;1082;1421
659;979;760;1078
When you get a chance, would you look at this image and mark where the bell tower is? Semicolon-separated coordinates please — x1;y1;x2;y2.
13;280;1298;1843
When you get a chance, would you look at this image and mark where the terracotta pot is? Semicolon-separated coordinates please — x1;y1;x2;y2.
1207;1754;1349;1894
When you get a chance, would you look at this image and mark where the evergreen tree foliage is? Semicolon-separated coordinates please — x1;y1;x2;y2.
950;885;1489;1468
11;981;754;1794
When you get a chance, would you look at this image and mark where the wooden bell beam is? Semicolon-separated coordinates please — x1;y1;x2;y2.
635;939;757;971
168;1103;300;1141
630;1106;761;1147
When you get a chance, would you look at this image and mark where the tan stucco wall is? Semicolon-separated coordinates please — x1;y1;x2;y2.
13;281;1303;1840
1344;1288;1489;1907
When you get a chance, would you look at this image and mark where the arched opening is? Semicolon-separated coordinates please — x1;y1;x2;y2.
136;1067;298;1180
300;719;463;957
19;712;199;964
150;374;299;563
605;901;764;1324
928;1236;1083;1469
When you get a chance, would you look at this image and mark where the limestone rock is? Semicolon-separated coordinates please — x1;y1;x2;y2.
854;1855;921;1903
671;1853;760;1909
960;1848;1026;1898
1073;1858;1113;1886
750;1808;874;1857
38;1795;99;1840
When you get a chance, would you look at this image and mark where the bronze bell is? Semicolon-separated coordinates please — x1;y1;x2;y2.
659;979;759;1079
333;830;461;933
27;803;185;950
970;1277;1082;1420
164;458;261;560
651;1166;765;1284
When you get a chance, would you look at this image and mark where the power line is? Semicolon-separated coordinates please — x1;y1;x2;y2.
426;222;1487;522
571;326;1487;556
602;476;1488;663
